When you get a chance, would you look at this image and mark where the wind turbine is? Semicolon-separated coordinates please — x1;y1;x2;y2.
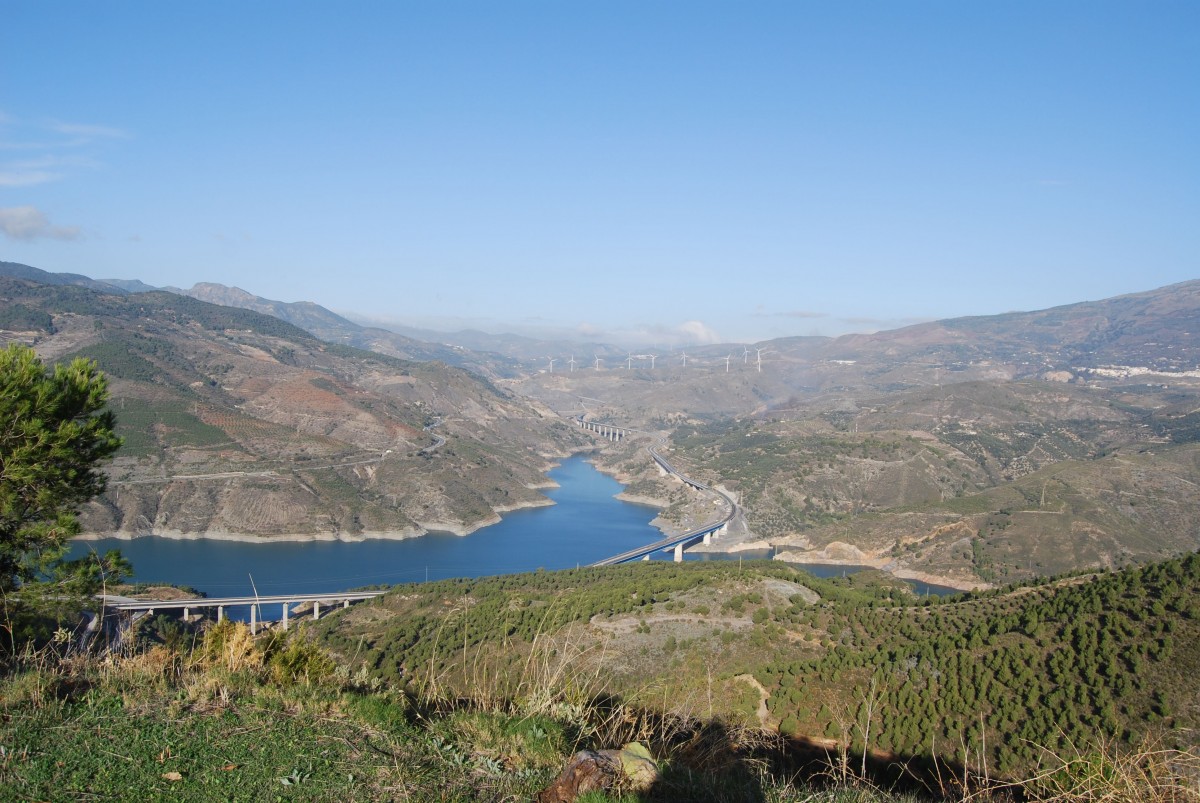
594;355;602;371
649;354;656;369
680;351;688;368
568;355;577;372
756;348;767;373
626;353;633;370
547;357;556;373
724;353;732;373
742;346;751;364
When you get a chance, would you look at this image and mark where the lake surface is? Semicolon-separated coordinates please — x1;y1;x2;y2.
69;455;663;597
69;455;959;600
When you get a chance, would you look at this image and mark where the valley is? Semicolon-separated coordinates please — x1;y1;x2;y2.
6;261;1200;591
4;260;1200;801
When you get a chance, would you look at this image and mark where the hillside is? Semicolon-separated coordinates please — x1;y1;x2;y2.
0;273;591;540
313;555;1200;786
512;282;1200;586
4;558;1197;800
648;381;1200;587
8;259;1200;583
165;281;524;378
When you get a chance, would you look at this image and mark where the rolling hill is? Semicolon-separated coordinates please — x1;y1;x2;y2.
0;271;590;540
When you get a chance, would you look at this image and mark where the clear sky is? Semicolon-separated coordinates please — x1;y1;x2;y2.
2;2;1197;346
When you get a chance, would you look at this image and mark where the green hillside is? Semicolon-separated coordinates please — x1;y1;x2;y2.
313;555;1200;786
4;557;1196;801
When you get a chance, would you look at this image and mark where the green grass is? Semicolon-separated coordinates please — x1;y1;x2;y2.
4;558;1199;803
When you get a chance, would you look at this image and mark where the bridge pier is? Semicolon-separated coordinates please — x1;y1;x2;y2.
217;606;224;623
282;603;289;631
313;601;321;621
250;604;258;635
703;531;711;545
673;543;684;562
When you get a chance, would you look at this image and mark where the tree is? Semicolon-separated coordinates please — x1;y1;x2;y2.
0;343;123;593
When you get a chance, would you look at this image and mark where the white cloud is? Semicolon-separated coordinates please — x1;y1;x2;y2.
676;320;721;344
0;113;124;183
0;168;60;186
0;156;88;186
49;121;128;140
0;206;81;241
591;320;723;349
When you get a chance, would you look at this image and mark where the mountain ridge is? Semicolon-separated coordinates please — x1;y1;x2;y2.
0;269;590;540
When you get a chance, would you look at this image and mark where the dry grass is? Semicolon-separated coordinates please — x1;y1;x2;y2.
972;732;1200;802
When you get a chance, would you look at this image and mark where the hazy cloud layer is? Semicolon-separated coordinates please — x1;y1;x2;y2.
754;308;829;319
49;121;128;140
577;320;722;348
0;206;80;241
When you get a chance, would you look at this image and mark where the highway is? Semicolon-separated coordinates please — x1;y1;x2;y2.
589;432;737;566
98;590;387;612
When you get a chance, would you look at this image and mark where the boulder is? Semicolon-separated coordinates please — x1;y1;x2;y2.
536;742;659;802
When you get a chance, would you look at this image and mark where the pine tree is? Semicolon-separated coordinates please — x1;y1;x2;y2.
1;343;123;593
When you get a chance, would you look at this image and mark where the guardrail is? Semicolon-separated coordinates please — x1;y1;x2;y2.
98;590;386;634
588;431;736;565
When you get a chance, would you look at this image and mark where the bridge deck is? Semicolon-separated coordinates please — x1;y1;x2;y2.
99;590;386;612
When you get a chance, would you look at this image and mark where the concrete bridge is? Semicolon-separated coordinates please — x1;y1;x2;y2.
95;415;735;636
577;417;631;442
589;517;733;566
590;439;736;565
99;590;386;635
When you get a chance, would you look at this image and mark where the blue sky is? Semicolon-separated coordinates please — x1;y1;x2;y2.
2;2;1197;346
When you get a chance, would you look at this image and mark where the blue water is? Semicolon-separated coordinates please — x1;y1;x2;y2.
68;455;661;597
69;455;960;599
680;550;960;596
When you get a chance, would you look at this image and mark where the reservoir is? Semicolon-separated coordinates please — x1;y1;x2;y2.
69;455;662;598
70;455;959;600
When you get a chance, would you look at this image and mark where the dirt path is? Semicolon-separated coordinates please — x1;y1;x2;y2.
733;673;772;729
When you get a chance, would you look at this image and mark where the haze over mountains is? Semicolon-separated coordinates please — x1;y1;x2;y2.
3;258;1199;588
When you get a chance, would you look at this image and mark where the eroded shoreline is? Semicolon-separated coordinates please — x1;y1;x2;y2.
75;450;982;592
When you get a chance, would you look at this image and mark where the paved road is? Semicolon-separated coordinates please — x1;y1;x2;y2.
590;434;737;566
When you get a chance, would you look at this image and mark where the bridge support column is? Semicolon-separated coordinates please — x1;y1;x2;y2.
217;606;224;623
183;607;190;620
250;605;257;635
673;543;684;562
642;554;650;561
703;531;711;545
343;599;350;609
313;601;321;621
282;603;289;632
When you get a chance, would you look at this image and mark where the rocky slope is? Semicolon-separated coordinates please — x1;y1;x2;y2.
513;281;1200;585
0;272;591;540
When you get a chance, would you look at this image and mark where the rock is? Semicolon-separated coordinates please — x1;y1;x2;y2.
614;741;659;789
535;750;619;803
536;743;659;802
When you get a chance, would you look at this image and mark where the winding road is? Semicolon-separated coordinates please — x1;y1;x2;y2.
577;416;738;566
